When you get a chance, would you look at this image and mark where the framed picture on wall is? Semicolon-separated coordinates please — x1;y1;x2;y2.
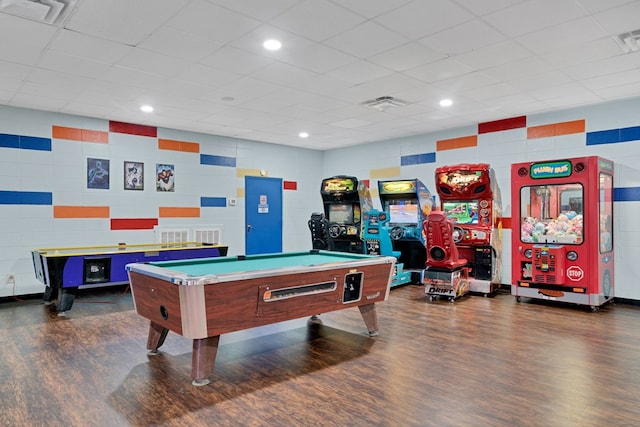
124;161;144;190
156;163;175;192
87;157;110;189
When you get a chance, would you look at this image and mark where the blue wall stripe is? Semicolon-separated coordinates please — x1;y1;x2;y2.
201;197;227;207
21;136;52;151
587;125;640;146
0;191;52;205
0;134;51;151
401;152;436;166
200;154;236;167
614;187;640;202
0;133;19;149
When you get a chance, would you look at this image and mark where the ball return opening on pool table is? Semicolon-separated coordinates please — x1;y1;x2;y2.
126;250;396;386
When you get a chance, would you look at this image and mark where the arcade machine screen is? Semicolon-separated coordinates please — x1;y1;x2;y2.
388;202;419;224
442;201;479;225
328;203;353;225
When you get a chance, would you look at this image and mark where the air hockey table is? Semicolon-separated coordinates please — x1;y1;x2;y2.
32;242;228;315
126;250;396;386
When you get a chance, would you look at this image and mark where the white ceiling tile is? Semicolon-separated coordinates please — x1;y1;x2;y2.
280;43;358;73
67;0;190;45
0;14;57;65
270;0;366;41
368;42;446;71
37;50;111;79
592;1;640;34
516;17;609;55
419;19;507;56
326;60;394;84
482;0;588;37
207;0;301;21
404;58;474;83
324;21;408;58
48;29;132;65
336;0;413;19
457;0;527;16
454;40;532;70
374;0;474;39
200;46;275;75
137;26;220;62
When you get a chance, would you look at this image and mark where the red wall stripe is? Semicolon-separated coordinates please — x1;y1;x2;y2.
283;181;297;190
109;121;157;138
478;116;526;134
501;217;512;230
110;218;159;230
361;179;370;188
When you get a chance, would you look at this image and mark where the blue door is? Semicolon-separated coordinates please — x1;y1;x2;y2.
245;176;283;255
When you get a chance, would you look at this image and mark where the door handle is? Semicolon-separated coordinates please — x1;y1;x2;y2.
247;224;252;232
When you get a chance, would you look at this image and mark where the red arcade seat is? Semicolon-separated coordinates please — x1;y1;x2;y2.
423;211;467;270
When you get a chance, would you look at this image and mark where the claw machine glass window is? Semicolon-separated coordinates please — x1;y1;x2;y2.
520;183;583;245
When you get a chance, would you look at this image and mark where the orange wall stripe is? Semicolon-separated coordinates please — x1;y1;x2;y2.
54;206;110;218
158;138;200;153
159;207;201;218
52;126;108;143
437;135;477;151
527;120;585;139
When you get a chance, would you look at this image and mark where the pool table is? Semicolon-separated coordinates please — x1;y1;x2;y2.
126;250;396;386
32;242;228;315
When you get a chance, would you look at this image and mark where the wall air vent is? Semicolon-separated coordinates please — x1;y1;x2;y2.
361;96;410;111
0;0;77;26
613;29;640;53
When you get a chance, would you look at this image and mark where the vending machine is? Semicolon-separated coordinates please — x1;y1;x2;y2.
320;175;373;254
511;156;614;311
433;164;503;296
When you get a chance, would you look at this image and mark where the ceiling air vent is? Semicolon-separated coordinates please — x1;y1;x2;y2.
0;0;77;26
361;96;409;111
613;29;640;53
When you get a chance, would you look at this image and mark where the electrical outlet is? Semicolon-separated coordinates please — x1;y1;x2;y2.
6;274;15;285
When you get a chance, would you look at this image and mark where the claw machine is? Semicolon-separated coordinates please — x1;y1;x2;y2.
511;156;614;311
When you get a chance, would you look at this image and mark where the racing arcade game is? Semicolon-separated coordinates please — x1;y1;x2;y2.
511;156;614;311
362;209;412;288
378;179;433;281
320;175;373;254
434;163;502;296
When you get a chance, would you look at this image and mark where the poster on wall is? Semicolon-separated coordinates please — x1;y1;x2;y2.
156;163;175;192
124;161;144;190
87;158;110;189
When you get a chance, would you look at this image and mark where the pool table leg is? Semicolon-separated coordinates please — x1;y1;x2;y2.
146;321;169;354
191;336;220;386
358;303;379;337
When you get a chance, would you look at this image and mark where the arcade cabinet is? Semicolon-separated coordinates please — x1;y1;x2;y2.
320;175;373;254
434;164;502;296
377;179;433;280
362;209;412;288
511;156;614;311
422;211;470;302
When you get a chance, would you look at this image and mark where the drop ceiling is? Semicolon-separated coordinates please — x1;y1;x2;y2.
1;0;639;150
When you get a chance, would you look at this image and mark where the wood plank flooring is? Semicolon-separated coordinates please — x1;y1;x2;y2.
1;285;640;427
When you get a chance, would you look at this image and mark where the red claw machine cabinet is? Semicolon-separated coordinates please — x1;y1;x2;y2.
511;156;614;311
432;164;503;296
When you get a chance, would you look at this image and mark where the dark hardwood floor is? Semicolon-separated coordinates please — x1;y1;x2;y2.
1;285;640;427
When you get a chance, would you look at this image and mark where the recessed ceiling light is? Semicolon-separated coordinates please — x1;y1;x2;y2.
440;99;453;107
299;132;309;138
140;105;153;113
263;39;282;51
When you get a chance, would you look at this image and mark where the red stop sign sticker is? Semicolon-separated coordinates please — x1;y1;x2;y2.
567;266;584;281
